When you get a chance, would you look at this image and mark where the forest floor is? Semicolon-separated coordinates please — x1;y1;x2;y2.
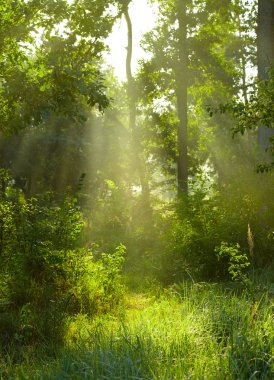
2;283;274;380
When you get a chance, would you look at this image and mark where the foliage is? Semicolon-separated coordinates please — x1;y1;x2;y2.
0;172;126;347
0;2;273;378
208;67;274;171
135;0;254;189
145;169;274;283
0;0;119;135
215;242;250;282
221;69;274;135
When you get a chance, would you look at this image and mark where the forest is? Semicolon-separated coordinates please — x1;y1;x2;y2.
0;0;273;378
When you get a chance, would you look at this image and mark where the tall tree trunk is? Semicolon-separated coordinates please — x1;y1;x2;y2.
257;0;274;153
124;6;150;205
175;0;188;195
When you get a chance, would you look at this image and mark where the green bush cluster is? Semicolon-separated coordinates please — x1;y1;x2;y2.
86;171;273;287
0;170;126;347
132;173;274;284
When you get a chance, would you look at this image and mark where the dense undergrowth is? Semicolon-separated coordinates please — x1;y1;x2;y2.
0;170;126;349
0;170;273;379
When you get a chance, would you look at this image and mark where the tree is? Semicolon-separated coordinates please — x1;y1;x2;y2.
0;0;122;193
211;0;274;171
123;2;151;205
257;0;274;153
175;0;188;194
138;0;248;194
0;0;119;136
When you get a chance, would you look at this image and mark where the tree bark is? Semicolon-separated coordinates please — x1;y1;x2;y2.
257;0;274;153
124;6;150;205
175;0;188;195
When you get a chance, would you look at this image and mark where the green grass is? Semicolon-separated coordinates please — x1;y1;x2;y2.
1;283;273;379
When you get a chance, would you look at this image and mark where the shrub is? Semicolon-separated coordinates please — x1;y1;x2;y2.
0;171;126;347
152;172;273;283
215;242;250;283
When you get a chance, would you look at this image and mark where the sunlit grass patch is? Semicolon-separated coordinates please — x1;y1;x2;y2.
125;293;156;311
22;283;272;380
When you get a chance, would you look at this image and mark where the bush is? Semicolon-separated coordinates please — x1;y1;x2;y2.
0;171;126;347
152;172;274;283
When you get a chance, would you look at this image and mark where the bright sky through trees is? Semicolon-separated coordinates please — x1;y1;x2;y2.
104;0;157;80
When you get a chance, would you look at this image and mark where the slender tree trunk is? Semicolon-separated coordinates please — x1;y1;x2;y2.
124;7;136;133
175;0;188;195
124;6;150;205
257;0;274;153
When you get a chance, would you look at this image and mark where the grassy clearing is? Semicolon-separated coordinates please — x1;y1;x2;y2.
2;282;272;380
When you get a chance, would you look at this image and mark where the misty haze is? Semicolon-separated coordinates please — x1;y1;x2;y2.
0;1;273;378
